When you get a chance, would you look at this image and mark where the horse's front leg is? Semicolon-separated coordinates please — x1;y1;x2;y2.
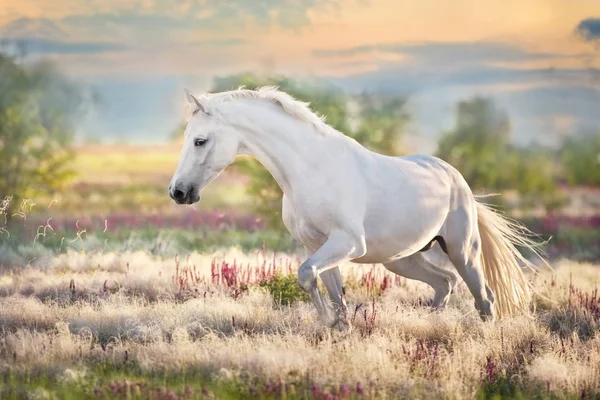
298;230;365;328
320;267;349;330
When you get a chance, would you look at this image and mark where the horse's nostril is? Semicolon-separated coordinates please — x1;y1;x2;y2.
172;189;185;200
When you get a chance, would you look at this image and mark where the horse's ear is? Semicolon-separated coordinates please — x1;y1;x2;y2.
184;88;210;115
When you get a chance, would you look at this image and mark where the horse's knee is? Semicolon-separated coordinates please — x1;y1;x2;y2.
298;263;316;292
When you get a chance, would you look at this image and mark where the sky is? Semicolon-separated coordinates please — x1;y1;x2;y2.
1;0;599;151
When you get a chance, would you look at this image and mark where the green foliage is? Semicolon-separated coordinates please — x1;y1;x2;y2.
476;377;530;400
0;225;300;266
207;73;409;230
258;273;309;305
0;50;87;216
169;121;186;141
233;156;284;229
435;96;557;208
436;96;512;190
1;362;248;400
559;131;600;186
353;93;410;156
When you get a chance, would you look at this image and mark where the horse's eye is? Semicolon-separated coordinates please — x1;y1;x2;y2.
194;138;207;147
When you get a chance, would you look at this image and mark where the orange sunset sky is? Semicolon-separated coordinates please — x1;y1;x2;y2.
1;0;599;150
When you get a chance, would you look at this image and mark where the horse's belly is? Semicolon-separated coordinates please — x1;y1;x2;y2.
355;201;449;263
353;234;434;264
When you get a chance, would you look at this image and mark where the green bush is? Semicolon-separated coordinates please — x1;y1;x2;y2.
259;273;309;306
435;96;558;210
0;49;90;217
559;131;600;186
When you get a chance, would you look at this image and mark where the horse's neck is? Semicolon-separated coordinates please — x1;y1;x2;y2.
226;100;328;197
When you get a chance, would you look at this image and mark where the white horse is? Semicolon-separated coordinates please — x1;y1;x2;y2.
169;86;546;329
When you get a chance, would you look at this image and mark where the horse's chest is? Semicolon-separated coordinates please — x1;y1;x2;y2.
295;220;328;251
282;199;329;251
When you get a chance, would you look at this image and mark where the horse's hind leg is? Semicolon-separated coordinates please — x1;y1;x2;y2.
444;200;495;320
384;253;457;308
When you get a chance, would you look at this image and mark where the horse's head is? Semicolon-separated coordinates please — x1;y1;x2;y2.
169;89;241;205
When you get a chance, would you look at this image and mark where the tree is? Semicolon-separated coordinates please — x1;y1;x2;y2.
0;49;87;219
436;96;512;191
559;131;600;187
435;96;556;209
353;93;409;156
195;73;409;230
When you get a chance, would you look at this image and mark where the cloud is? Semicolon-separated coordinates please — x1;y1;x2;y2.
576;18;600;42
314;41;575;66
3;38;128;54
314;40;596;100
0;17;67;41
319;62;600;150
59;1;321;34
323;60;600;94
0;0;345;61
5;0;344;39
190;0;342;30
187;38;246;47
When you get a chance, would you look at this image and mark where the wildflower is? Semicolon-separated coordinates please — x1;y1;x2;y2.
340;385;350;397
356;382;364;395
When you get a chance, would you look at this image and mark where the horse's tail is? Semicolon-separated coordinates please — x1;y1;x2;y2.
475;197;550;319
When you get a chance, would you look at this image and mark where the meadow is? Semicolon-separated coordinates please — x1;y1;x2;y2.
1;240;600;399
1;145;600;399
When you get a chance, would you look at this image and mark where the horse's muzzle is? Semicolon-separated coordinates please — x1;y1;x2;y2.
169;184;200;205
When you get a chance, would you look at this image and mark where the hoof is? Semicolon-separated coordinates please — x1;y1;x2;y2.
479;312;496;322
322;308;340;329
477;299;496;322
331;317;351;333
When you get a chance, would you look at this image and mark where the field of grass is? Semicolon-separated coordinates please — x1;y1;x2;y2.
2;144;599;399
1;231;600;399
36;144;252;215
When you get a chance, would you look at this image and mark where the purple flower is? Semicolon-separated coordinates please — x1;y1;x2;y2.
340;385;350;397
356;382;364;395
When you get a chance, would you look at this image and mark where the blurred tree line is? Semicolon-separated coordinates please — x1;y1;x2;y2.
435;96;560;210
559;131;600;187
1;42;598;226
0;47;90;218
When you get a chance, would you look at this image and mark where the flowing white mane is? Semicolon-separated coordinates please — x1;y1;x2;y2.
205;86;338;137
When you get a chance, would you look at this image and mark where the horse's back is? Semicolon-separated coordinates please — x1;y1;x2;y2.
392;153;472;192
396;154;455;174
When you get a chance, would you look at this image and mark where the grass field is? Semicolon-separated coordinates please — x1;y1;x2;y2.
36;144;252;216
1;242;600;399
2;144;599;399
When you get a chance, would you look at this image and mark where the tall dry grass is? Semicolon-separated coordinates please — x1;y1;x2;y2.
1;247;599;398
